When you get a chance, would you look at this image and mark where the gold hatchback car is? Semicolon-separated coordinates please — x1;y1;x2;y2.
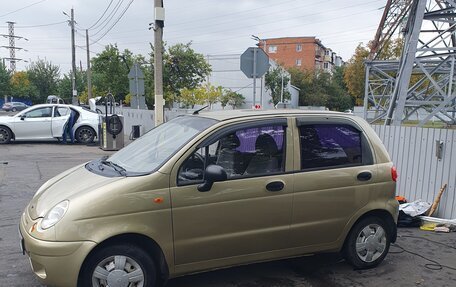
20;110;398;287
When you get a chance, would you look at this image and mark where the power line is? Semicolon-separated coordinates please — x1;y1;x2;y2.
91;0;134;45
87;0;115;30
165;0;383;41
91;0;126;35
0;0;47;18
12;21;67;29
167;0;302;28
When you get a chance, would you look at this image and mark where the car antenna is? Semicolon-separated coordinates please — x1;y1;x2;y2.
193;105;209;115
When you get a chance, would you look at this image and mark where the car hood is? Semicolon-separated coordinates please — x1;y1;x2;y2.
28;164;124;219
0;116;15;123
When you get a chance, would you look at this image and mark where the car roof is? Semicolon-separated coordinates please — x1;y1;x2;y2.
194;109;347;121
29;103;79;109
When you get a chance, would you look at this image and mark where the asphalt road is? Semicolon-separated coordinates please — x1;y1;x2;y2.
1;143;456;287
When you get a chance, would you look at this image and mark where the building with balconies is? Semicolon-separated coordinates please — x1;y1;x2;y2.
257;37;343;73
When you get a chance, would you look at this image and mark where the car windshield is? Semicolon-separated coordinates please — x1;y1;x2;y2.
108;116;217;174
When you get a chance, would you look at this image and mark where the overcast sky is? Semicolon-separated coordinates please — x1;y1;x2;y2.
0;0;385;74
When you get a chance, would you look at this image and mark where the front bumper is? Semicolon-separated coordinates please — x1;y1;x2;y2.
19;216;96;287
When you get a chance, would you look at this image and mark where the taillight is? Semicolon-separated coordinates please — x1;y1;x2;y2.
391;166;398;182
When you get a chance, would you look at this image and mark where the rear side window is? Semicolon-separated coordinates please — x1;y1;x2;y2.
299;124;364;170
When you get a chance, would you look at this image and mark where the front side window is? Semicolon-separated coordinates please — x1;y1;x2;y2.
299;124;363;170
178;124;286;185
54;107;70;117
24;107;52;118
106;116;217;174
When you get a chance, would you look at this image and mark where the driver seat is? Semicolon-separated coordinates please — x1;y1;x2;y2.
216;134;241;178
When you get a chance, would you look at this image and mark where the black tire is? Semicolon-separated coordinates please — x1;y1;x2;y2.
75;126;96;144
78;244;157;287
11;107;17;112
0;126;12;144
343;216;391;269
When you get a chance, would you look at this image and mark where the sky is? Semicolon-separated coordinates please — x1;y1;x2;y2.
0;0;386;74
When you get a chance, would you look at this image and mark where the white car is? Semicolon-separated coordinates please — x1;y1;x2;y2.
0;104;99;144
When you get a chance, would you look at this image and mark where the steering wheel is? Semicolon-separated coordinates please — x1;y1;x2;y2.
178;152;205;183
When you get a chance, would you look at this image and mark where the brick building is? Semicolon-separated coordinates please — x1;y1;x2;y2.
257;36;343;73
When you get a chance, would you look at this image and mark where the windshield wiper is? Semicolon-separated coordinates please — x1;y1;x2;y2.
99;156;127;176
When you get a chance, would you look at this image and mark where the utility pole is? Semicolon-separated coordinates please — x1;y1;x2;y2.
86;29;92;100
69;8;77;105
154;0;165;126
64;9;77;104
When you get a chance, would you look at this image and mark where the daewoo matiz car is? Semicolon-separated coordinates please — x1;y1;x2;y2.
19;110;398;287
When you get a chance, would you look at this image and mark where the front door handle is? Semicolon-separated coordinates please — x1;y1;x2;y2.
266;181;285;192
357;171;372;181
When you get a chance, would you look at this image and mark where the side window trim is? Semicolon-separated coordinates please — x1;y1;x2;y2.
197;118;288;148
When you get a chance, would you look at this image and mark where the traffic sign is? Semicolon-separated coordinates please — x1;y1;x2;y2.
128;63;145;96
240;47;270;78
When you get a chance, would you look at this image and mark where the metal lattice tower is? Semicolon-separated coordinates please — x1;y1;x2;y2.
364;0;456;126
1;22;27;72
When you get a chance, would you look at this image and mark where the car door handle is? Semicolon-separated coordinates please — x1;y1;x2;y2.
357;171;372;181
266;181;285;192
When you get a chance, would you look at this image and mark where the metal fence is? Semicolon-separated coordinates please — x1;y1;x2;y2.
372;125;456;219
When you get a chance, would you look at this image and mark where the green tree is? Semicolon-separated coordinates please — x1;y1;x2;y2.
91;44;133;102
161;42;212;104
27;59;60;102
203;84;222;108
288;68;328;107
10;71;39;102
344;38;404;106
343;44;370;105
179;87;205;108
0;62;11;97
57;70;87;103
265;65;291;106
220;89;245;109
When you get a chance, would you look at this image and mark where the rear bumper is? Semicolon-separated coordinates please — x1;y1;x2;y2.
19;219;96;287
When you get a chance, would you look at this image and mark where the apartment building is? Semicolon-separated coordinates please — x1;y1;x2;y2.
257;36;343;73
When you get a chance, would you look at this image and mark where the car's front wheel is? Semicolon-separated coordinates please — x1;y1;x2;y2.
75;126;95;144
0;126;12;144
11;107;17;112
79;244;157;287
343;216;391;269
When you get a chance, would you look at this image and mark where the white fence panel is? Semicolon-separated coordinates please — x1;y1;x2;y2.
372;125;456;219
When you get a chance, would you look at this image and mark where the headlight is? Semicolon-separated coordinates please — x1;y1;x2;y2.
40;200;69;230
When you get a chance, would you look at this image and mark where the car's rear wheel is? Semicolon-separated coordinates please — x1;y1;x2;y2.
79;244;157;287
343;216;390;269
75;126;95;144
11;107;17;112
0;126;12;144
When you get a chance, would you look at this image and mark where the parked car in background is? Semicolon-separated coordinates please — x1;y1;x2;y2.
0;104;99;144
46;95;65;104
1;102;29;112
19;110;398;287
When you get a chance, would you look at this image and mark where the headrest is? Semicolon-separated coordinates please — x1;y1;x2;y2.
255;134;278;155
220;133;240;149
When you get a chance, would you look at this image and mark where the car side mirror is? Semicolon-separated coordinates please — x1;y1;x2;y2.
197;164;227;192
20;115;25;120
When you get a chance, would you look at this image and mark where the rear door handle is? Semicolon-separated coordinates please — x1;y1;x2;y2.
357;171;372;181
266;181;285;192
